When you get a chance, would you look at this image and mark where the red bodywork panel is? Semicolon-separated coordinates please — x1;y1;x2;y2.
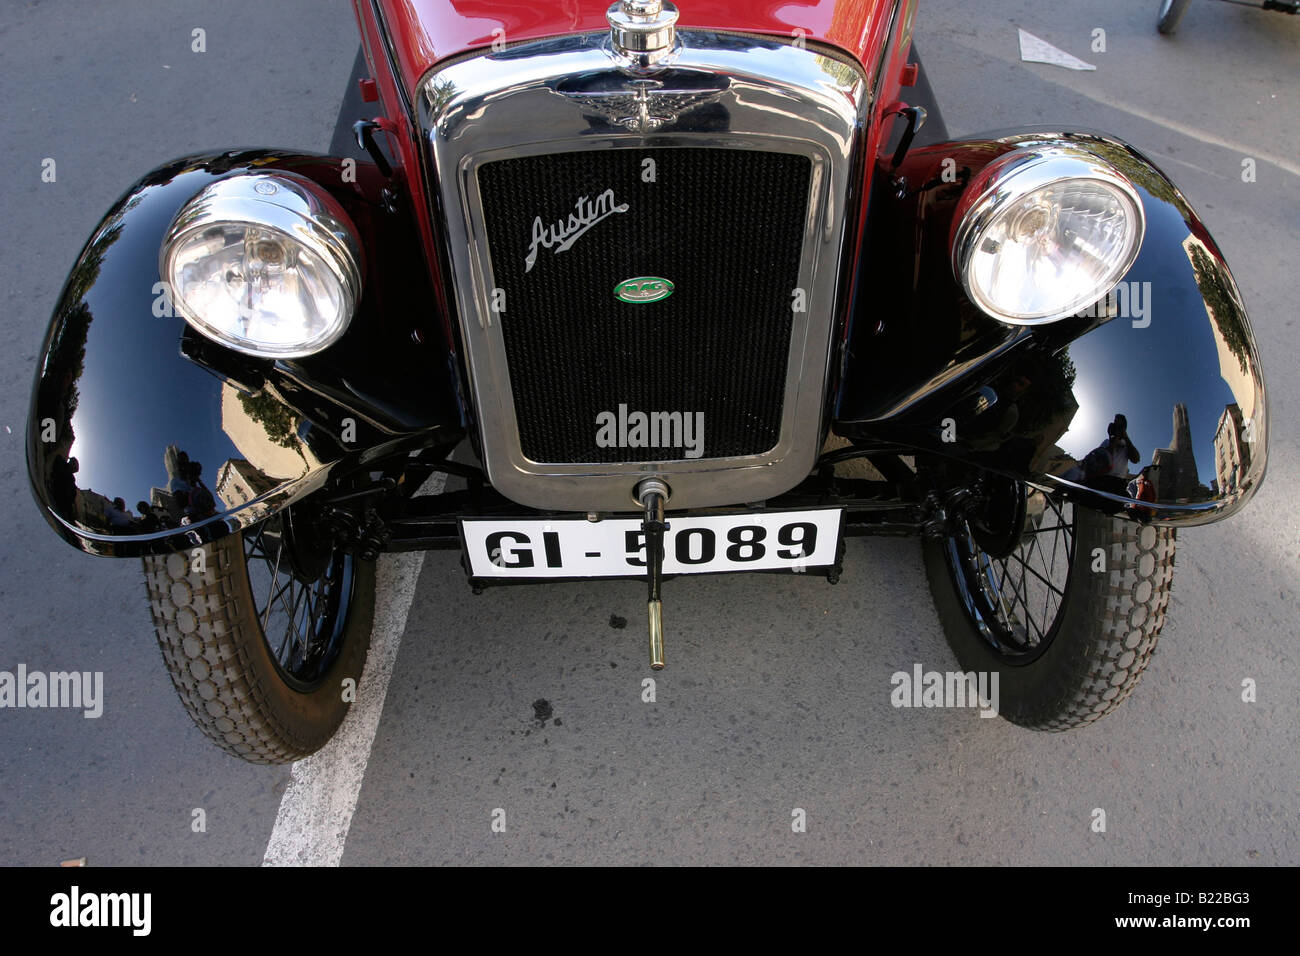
351;0;922;360
376;0;896;88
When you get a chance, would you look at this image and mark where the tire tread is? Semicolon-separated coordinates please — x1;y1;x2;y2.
143;537;327;763
1032;512;1176;730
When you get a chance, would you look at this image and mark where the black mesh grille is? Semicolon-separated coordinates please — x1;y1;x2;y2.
476;147;811;464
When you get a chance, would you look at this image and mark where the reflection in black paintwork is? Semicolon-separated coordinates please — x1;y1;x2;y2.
27;151;463;556
1213;403;1252;498
1151;403;1210;504
31;209;123;536
1186;237;1254;382
149;446;217;526
237;391;303;451
1076;413;1141;499
962;349;1080;482
1128;465;1158;522
838;133;1268;524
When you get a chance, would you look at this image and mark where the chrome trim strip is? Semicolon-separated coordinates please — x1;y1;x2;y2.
420;31;868;512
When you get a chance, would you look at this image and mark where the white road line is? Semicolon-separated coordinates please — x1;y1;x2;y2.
262;473;446;866
1025;70;1300;179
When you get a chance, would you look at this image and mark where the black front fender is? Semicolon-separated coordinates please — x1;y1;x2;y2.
28;150;463;557
836;130;1267;526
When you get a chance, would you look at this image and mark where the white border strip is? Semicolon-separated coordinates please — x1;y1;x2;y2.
262;474;445;866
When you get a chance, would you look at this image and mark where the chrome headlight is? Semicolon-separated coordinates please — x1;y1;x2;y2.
161;172;363;357
951;145;1144;324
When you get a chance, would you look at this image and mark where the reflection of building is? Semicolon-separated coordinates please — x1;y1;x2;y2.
215;383;323;511
75;488;113;526
215;458;281;510
1213;403;1251;497
149;443;192;522
1183;234;1259;430
1151;403;1203;502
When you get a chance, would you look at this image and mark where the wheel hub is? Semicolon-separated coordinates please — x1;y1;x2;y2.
969;476;1028;559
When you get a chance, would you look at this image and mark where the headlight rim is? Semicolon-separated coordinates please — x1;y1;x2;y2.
160;171;365;359
950;145;1146;326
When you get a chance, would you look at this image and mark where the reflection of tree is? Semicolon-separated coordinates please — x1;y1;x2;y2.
1015;349;1076;437
1186;239;1252;379
65;221;125;309
35;212;129;523
41;220;125;423
423;77;458;117
237;391;301;449
1064;145;1253;382
819;58;866;93
41;303;91;422
1078;139;1181;207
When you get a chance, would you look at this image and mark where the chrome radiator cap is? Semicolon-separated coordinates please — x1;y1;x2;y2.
607;0;679;63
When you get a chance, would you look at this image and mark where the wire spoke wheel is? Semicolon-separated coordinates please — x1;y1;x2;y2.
242;513;355;691
945;489;1075;664
924;479;1177;730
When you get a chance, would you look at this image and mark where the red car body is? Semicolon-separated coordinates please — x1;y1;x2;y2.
354;0;919;339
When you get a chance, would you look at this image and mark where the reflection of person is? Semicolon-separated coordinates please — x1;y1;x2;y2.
1128;465;1159;521
104;497;134;529
185;462;215;520
133;500;162;532
1084;414;1142;497
167;449;193;499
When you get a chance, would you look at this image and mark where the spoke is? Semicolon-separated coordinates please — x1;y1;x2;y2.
953;490;1076;657
1020;586;1045;645
1005;554;1041;646
279;580;301;628
309;582;327;634
1003;548;1024;608
1047;511;1063;574
242;513;350;684
261;543;284;631
281;582;307;663
1013;546;1045;642
1009;548;1050;645
1026;522;1070;535
982;553;1011;621
302;585;321;644
1044;513;1065;628
993;555;1020;627
267;578;294;613
247;522;265;554
986;553;1029;646
1028;526;1056;602
1009;553;1067;597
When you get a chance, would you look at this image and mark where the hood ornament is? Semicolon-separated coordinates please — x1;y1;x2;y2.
559;77;725;133
607;0;679;64
555;72;728;133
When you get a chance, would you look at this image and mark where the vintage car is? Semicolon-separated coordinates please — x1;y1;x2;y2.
28;0;1268;763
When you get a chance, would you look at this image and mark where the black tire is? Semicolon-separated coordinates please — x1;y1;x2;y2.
1158;0;1193;34
142;515;374;763
923;489;1176;731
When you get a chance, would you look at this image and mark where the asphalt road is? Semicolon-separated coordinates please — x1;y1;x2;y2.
1;0;1296;866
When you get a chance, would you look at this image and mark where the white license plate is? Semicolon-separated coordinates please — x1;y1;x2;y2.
461;509;843;579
